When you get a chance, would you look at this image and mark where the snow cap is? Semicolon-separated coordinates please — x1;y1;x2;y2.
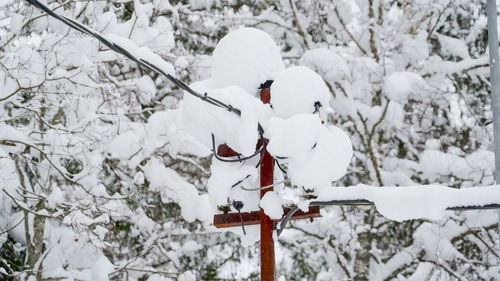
210;27;285;95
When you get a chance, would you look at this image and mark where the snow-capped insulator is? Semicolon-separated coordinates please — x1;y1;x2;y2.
313;101;326;123
232;200;246;235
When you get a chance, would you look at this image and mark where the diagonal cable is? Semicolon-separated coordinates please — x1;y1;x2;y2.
23;0;242;117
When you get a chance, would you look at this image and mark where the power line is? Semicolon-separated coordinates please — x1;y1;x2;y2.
23;0;243;117
277;200;500;236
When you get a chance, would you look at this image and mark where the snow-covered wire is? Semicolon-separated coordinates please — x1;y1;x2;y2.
23;0;246;118
24;0;274;166
276;200;500;236
312;101;322;114
277;200;372;236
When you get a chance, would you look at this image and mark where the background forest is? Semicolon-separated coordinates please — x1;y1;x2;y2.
1;0;500;280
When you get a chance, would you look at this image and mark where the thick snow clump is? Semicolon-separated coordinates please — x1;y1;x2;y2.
270;66;331;118
266;114;352;188
259;191;284;219
210;27;285;95
181;82;271;155
286;125;353;188
266;114;323;160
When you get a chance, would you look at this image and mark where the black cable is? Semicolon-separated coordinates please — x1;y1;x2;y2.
255;142;266;168
25;0;92;36
232;201;246;235
211;134;264;163
231;174;251;189
259;80;274;89
228;139;268;189
275;160;287;175
276;199;500;236
277;206;298;236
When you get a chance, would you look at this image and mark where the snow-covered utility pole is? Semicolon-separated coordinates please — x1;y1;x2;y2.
486;0;500;229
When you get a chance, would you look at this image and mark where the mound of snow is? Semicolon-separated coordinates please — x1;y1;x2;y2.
287;125;353;188
436;33;470;59
210;27;285;95
181;82;271;155
207;160;258;209
271;66;331;118
266;114;323;160
259;191;284;219
266;114;353;188
105;33;175;76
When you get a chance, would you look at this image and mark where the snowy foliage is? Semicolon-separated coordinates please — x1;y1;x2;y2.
1;0;500;280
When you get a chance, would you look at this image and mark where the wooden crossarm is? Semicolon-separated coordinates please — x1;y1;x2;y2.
213;206;321;228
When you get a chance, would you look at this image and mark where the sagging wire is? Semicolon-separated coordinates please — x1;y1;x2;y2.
211;133;265;163
276;205;299;237
25;0;276;188
27;0;358;239
26;0;271;147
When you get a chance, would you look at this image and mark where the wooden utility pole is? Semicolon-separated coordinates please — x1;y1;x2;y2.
259;84;275;281
213;82;320;280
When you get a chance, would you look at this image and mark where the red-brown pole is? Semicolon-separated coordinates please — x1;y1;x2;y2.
259;84;275;281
